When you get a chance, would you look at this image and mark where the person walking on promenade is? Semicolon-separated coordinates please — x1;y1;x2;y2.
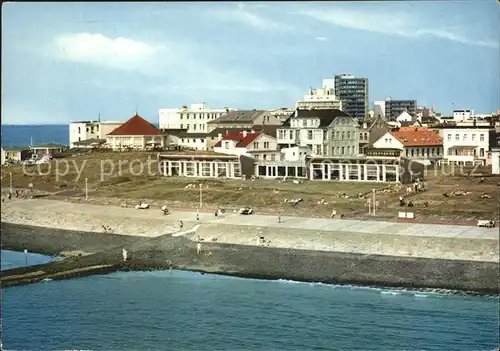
180;220;184;229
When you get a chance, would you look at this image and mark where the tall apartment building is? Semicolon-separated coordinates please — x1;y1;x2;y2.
334;74;369;118
384;98;417;120
295;79;342;110
158;103;234;133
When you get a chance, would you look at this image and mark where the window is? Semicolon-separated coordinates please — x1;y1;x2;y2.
472;134;476;141
447;134;451;141
225;141;230;149
480;134;485;142
411;149;414;157
180;114;183;119
270;154;276;161
78;127;81;133
201;139;205;143
416;149;420;157
341;146;345;154
255;155;259;159
463;134;468;141
263;154;267;160
448;148;452;155
480;148;484;157
264;142;270;148
86;127;89;132
455;134;459;141
253;142;259;148
347;131;351;139
193;124;197;131
307;131;313;140
341;132;345;140
437;148;440;155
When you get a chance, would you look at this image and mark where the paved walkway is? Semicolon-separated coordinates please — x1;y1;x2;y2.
2;199;498;240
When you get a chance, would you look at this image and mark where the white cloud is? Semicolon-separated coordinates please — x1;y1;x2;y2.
211;3;294;32
51;32;298;96
52;33;166;72
296;8;498;49
315;37;328;41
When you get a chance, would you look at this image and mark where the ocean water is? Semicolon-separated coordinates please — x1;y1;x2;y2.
1;124;69;147
0;249;59;270
2;251;499;351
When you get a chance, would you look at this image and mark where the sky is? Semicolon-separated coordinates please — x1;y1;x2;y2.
2;1;499;124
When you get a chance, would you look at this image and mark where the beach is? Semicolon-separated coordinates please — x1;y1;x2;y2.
1;198;499;294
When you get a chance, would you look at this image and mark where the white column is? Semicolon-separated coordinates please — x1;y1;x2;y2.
227;162;231;178
345;164;350;180
357;164;361;181
183;161;187;176
214;163;218;178
210;162;214;178
163;161;167;176
339;163;343;181
382;165;387;182
376;165;381;182
395;165;400;183
309;163;314;180
363;164;368;181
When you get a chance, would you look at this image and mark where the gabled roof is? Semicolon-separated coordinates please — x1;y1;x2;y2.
207;110;268;124
390;127;443;147
207;125;279;138
396;111;413;121
214;131;261;148
107;114;161;136
282;109;350;128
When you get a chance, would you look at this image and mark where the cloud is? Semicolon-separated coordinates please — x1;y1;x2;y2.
51;32;299;96
211;3;294;32
296;8;498;49
315;37;328;41
52;33;166;72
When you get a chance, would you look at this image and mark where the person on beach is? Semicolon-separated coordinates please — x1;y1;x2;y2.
180;220;184;229
278;213;281;223
196;239;201;254
196;210;199;221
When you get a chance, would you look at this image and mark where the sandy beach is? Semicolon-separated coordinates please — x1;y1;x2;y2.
1;198;498;262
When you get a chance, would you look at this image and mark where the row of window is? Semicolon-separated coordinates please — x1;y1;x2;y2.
78;125;99;134
180;124;206;131
447;148;485;157
332;145;357;155
252;141;270;149
406;147;441;157
181;138;205;144
254;153;276;161
179;112;223;120
447;133;485;142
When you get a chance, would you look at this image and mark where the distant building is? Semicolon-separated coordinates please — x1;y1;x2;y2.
268;108;296;123
158;103;234;132
207;110;281;133
69;120;123;148
277;108;360;157
213;130;279;161
334;74;369;118
436;125;491;166
372;127;443;165
491;147;500;174
295;80;342;110
384;98;417;120
453;109;474;122
106;114;167;150
1;147;31;165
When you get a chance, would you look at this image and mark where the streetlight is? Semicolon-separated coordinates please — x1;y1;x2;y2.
199;183;203;208
85;177;88;200
372;189;376;216
8;172;12;194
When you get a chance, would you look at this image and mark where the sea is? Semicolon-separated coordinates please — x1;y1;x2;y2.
1;250;499;351
1;124;69;148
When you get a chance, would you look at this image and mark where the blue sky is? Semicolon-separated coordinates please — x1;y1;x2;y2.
2;1;499;124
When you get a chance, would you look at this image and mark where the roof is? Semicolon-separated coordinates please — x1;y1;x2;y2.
173;132;208;138
282;109;350;128
2;146;30;151
207;110;268;124
107;114;161;136
207;125;279;138
214;131;261;148
73;138;107;146
390;127;443;147
31;143;67;149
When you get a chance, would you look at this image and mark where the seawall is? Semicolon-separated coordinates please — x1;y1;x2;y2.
1;222;498;295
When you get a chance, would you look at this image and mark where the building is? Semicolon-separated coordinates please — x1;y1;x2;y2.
268;108;296;123
372;127;443;165
1;147;31;165
373;100;386;119
295;80;342;110
383;98;417;121
277;109;360;157
437;126;491;165
334;74;368;118
164;131;208;151
72;138;107;149
30;143;67;159
159;153;255;179
491;147;500;174
205;125;279;152
453;109;474;122
207;110;281;133
69;120;123;148
158;103;233;132
213;130;279;161
106;114;167;150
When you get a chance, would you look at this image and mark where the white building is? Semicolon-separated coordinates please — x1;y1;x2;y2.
69;120;123;148
396;111;413;123
213;130;279;161
280;146;311;162
491;147;500;174
373;100;386;119
295;80;342;110
158;103;234;132
453;109;474;122
439;127;490;165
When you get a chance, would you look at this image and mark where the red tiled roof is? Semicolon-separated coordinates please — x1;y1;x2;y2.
107;114;161;136
214;131;261;148
390;127;443;147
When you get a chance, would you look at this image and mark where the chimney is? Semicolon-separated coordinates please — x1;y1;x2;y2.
242;130;248;138
218;133;222;141
294;109;298;117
